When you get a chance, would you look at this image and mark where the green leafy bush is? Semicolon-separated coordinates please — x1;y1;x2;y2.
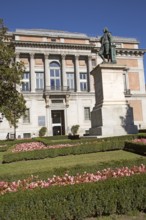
0;173;146;219
71;125;80;135
2;139;125;163
2;134;139;163
0;145;9;152
124;141;146;155
138;129;146;133
39;127;47;137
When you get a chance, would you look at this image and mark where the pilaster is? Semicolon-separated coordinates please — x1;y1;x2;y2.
44;54;50;89
61;54;67;88
30;53;35;92
75;55;80;92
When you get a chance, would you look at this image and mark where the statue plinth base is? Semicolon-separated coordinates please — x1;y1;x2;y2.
89;63;138;137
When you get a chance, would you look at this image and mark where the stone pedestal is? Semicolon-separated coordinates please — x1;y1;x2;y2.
89;63;137;137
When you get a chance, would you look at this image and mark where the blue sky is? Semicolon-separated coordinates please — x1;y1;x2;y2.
1;0;146;80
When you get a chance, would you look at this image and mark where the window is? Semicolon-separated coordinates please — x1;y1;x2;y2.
38;116;45;126
80;72;87;91
23;109;30;123
67;72;75;90
84;107;91;120
51;38;56;42
36;72;44;90
50;61;61;90
22;72;30;91
23;133;31;138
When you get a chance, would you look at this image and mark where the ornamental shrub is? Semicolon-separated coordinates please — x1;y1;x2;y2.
0;173;146;219
124;141;146;155
71;125;80;135
39;127;47;137
2;134;139;163
2;140;124;163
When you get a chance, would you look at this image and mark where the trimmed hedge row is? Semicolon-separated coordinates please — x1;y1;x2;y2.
0;145;10;152
1;157;146;182
2;134;139;163
38;134;138;145
3;140;125;163
0;173;146;220
124;141;146;155
0;134;139;153
138;129;146;133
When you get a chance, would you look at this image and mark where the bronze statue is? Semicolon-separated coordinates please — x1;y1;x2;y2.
98;27;116;63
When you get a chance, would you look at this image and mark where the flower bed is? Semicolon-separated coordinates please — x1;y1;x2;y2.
1;164;146;196
12;142;75;153
133;138;146;143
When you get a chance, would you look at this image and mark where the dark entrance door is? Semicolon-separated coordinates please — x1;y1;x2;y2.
51;110;65;135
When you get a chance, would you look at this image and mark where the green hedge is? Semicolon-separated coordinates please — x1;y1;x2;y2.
138;129;146;133
2;134;139;163
0;173;146;220
1;157;146;182
2;140;125;163
138;133;146;138
124;141;146;155
0;145;10;152
0;134;138;153
39;134;138;145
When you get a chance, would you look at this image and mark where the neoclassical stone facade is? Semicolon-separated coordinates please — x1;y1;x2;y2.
0;29;146;139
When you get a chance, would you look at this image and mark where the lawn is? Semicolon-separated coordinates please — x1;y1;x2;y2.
0;137;146;220
0;150;144;178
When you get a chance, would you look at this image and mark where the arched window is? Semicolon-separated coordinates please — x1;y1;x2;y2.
50;61;61;90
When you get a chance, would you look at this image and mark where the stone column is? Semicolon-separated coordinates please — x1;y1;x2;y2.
75;55;80;92
88;55;94;92
30;53;35;92
61;54;67;89
44;54;50;90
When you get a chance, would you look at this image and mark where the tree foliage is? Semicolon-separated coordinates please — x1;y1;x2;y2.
0;18;26;127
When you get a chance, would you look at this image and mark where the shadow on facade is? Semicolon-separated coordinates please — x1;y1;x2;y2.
119;105;138;134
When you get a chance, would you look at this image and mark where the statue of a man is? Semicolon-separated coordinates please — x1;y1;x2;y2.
98;27;116;63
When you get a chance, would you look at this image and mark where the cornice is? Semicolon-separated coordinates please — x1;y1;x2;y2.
93;47;146;56
116;48;145;56
13;40;94;50
13;40;146;56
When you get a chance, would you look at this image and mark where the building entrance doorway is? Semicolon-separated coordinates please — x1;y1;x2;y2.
51;110;65;135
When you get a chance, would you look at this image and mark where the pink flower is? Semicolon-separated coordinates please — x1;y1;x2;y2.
1;164;146;196
12;142;78;153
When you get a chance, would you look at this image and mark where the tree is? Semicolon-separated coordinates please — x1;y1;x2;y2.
0;19;26;136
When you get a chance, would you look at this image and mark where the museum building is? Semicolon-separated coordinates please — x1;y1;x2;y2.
0;28;146;139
